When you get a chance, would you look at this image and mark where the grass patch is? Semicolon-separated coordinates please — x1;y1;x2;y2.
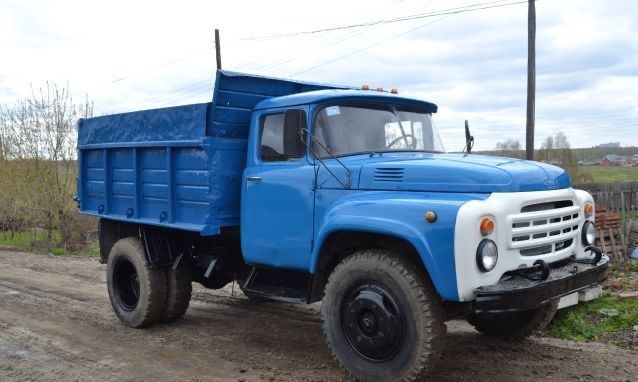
50;247;79;256
579;166;638;183
0;230;58;250
545;292;638;342
83;243;100;257
1;230;96;256
0;230;84;257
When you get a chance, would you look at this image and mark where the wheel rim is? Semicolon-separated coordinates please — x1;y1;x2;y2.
341;282;405;362
113;258;140;311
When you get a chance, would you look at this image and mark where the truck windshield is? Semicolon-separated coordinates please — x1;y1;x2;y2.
313;104;445;158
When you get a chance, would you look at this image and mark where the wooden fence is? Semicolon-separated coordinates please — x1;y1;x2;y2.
574;182;638;212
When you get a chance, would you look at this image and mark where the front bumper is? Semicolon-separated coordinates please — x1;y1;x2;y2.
471;255;609;313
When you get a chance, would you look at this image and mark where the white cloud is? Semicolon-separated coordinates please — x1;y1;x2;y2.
0;0;636;149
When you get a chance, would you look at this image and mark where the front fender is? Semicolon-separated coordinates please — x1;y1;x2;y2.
311;191;489;301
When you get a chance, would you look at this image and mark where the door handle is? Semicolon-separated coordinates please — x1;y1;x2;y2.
246;176;262;182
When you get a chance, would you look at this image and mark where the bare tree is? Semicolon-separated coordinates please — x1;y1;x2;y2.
538;132;579;180
540;135;554;163
495;139;522;158
0;83;93;241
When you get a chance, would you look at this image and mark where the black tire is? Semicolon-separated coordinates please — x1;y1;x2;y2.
106;237;167;328
322;249;445;382
162;266;192;322
466;300;558;341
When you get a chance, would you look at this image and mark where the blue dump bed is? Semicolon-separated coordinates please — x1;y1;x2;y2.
78;70;343;235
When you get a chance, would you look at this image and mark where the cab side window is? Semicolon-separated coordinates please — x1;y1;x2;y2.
260;114;286;162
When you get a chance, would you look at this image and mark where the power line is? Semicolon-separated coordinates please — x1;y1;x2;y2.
242;0;526;41
116;0;529;111
235;0;433;71
116;78;213;113
246;1;521;75
70;49;208;98
142;15;454;105
291;13;454;76
134;3;425;105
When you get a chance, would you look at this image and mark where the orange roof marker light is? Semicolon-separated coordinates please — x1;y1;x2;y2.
376;87;384;92
390;87;398;94
361;84;370;90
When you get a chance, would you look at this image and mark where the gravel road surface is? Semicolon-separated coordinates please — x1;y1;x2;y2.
0;250;636;381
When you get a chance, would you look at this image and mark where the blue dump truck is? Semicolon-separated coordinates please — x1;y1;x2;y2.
77;70;609;382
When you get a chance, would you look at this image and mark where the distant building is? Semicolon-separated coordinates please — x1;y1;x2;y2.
632;154;638;166
597;142;621;148
601;154;628;166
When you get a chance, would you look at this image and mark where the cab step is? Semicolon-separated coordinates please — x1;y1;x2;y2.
242;266;309;303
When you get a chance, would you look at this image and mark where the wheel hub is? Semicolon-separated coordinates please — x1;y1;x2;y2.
113;258;140;311
341;283;405;362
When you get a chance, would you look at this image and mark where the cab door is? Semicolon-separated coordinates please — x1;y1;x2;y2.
241;108;316;270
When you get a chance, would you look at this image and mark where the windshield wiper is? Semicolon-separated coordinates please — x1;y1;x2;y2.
302;128;352;189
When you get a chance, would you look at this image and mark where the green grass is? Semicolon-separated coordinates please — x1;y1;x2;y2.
621;211;638;233
579;166;638;183
0;230;100;256
50;247;79;256
83;243;100;257
545;292;638;342
0;230;64;253
0;230;54;249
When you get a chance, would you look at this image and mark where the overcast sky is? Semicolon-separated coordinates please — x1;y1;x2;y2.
1;0;637;150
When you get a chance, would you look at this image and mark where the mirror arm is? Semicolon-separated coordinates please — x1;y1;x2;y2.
302;128;351;189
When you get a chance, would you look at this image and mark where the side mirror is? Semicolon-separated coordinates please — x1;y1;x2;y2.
464;119;474;153
283;109;307;158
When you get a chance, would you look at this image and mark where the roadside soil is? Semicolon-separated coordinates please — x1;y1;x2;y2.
1;249;636;382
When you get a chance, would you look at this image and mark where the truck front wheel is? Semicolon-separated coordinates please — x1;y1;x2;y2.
107;237;167;328
322;249;445;382
466;300;558;341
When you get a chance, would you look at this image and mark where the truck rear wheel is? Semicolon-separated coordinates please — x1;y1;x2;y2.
322;249;445;382
107;237;167;328
466;300;558;341
162;266;192;322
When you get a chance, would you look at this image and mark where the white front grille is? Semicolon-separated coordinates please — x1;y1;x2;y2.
509;204;580;256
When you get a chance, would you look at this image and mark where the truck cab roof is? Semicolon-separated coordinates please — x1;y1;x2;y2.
254;89;438;113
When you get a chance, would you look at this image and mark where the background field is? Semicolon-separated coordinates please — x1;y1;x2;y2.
579;166;638;183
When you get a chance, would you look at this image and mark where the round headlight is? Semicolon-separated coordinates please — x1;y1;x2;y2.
582;221;595;246
476;239;498;272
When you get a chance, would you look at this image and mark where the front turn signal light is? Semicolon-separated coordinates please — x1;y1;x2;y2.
480;218;495;236
584;202;594;218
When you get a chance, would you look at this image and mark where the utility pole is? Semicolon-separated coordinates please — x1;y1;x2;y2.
215;28;222;70
525;0;536;160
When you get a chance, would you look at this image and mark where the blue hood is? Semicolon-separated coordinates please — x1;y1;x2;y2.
357;153;571;193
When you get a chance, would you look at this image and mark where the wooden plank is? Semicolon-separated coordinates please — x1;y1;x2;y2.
598;229;608;255
608;227;622;264
618;226;627;258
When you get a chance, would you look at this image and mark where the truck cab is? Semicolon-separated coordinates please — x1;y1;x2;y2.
78;70;608;382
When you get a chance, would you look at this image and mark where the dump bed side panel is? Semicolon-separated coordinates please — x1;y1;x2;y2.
79;138;246;235
78;70;346;235
78;103;208;146
78;101;246;235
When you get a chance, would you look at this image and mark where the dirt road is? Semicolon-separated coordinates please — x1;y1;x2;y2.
0;249;636;382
